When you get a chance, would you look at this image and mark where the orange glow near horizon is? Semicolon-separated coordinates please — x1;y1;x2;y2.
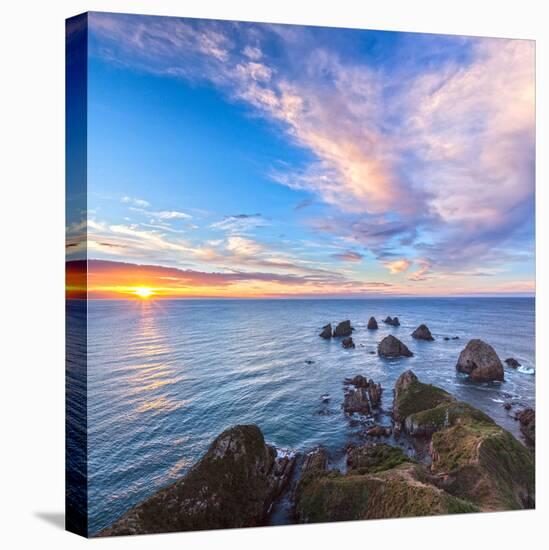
64;259;536;300
132;286;155;299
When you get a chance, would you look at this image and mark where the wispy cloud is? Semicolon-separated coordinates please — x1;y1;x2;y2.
210;213;265;234
332;251;363;263
122;196;150;208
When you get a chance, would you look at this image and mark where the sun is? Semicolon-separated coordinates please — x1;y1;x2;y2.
132;286;154;299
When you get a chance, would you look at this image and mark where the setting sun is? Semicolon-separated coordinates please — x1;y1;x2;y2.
132;287;154;299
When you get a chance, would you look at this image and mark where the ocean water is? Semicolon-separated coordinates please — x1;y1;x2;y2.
68;297;535;535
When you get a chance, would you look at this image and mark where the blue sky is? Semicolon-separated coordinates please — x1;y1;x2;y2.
69;12;535;298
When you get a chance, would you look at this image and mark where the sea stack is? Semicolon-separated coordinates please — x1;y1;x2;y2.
411;324;434;341
342;337;355;349
383;316;400;327
334;320;353;337
456;339;504;382
343;378;382;414
378;335;413;358
344;375;368;387
367;317;378;330
319;324;332;339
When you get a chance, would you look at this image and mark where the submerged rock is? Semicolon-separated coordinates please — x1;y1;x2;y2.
367;316;378;330
391;371;534;511
504;357;521;369
411;324;434;341
319;324;332;339
456;339;504;382
99;425;295;536
378;335;413;358
342;336;355;349
334;320;353;337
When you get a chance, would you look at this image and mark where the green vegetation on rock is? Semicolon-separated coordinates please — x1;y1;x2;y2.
347;443;412;474
296;462;478;523
405;400;494;436
393;371;535;512
430;420;535;510
393;377;453;421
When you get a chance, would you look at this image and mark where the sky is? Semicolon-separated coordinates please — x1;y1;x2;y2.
66;12;535;299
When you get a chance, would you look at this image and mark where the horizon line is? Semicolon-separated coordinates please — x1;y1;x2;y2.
68;293;535;301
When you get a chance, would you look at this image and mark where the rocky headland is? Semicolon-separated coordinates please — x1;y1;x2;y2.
99;425;296;536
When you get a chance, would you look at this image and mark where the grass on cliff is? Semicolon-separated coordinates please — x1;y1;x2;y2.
430;417;535;510
347;443;413;475
394;380;453;420
296;464;478;523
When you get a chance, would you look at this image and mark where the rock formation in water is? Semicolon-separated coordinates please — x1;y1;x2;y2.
367;380;382;408
343;387;372;415
99;425;295;536
378;335;413;358
342;336;355;349
344;374;368;387
411;324;434;341
319;324;332;339
504;357;521;369
383;316;400;327
367;317;378;330
342;377;382;414
334;320;353;337
456;339;504;382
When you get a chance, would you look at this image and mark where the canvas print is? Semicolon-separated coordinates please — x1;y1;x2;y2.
66;11;535;538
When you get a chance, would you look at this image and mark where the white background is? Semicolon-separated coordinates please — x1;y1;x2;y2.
0;0;546;548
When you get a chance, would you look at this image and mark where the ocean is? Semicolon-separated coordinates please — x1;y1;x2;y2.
67;297;535;535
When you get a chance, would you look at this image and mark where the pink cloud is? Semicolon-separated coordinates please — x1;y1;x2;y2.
383;259;412;274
